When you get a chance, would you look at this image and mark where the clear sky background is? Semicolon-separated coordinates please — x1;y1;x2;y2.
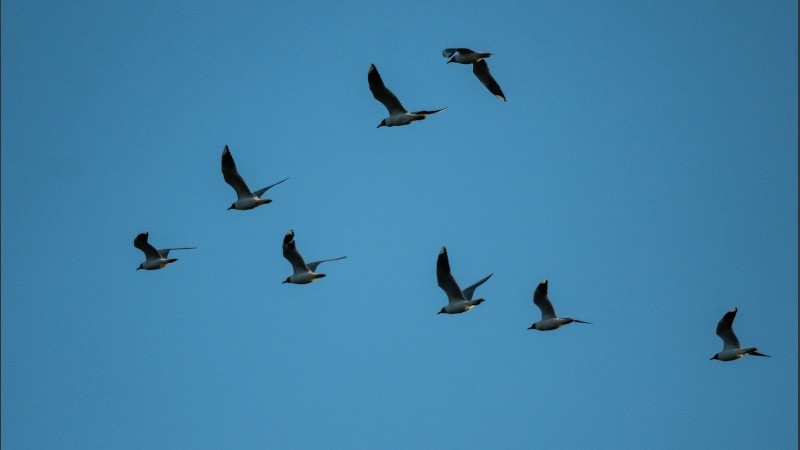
2;1;797;449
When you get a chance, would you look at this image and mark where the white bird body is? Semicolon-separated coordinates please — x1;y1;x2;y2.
282;229;346;285
446;51;492;64
382;113;427;127
436;247;492;315
440;301;482;314
531;317;579;331
528;279;590;331
134;232;195;271
285;271;326;285
368;64;445;127
710;308;769;361
231;196;270;211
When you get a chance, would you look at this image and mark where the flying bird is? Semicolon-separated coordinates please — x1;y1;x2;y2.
442;48;506;101
282;229;346;284
436;246;492;314
134;232;195;271
221;145;288;210
368;64;445;127
710;308;770;361
527;279;591;331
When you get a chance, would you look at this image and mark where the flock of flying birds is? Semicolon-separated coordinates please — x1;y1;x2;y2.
132;48;769;363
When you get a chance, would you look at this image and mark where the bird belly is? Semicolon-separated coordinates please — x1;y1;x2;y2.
290;272;322;284
535;319;565;331
234;197;260;210
384;114;418;127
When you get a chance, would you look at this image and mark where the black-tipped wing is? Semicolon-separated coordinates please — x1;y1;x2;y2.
158;247;196;258
221;145;253;199
716;308;741;350
253;177;289;198
533;279;556;320
462;273;493;301
134;232;161;261
409;108;446;116
282;229;309;273
368;64;407;115
436;247;465;303
473;59;505;101
307;256;346;273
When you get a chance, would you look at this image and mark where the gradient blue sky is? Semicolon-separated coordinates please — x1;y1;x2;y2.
2;1;797;449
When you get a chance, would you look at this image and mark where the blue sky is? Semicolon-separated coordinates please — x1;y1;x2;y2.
2;1;797;449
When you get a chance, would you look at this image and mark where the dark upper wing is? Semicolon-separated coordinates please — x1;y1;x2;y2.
716;308;741;350
462;273;493;301
408;107;446;116
306;256;346;273
472;59;505;101
282;229;308;273
533;279;556;319
158;247;196;258
368;64;407;115
134;232;161;261
252;177;289;198
221;145;252;199
436;247;464;303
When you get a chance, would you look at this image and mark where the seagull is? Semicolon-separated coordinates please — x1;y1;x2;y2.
281;229;346;284
442;48;505;101
436;246;492;314
710;307;770;361
527;279;591;331
134;232;195;270
221;145;288;210
368;64;445;127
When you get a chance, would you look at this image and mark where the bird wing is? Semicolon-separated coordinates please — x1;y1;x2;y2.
252;177;289;198
134;232;162;261
462;273;493;301
533;279;557;319
368;64;408;115
408;108;446;116
158;247;196;258
436;247;465;304
442;48;475;58
221;145;253;199
716;308;741;350
306;256;347;273
282;229;309;273
472;59;505;101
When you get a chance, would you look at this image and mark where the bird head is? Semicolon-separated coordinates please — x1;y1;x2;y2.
228;203;236;210
377;120;386;128
437;307;446;315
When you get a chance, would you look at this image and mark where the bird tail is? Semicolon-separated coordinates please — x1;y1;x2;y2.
748;349;770;357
